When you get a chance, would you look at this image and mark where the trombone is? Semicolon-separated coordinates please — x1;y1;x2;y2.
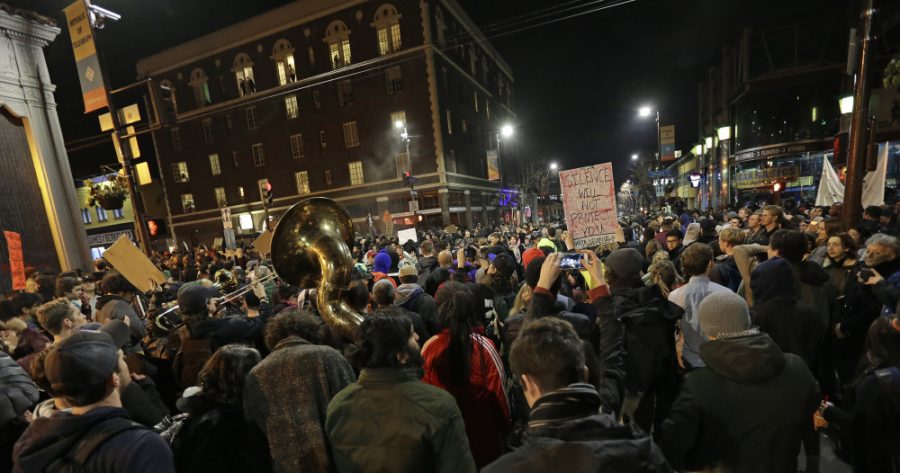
154;273;277;331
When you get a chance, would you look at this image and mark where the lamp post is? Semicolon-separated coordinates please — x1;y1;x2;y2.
639;105;661;162
394;119;411;172
716;125;732;206
497;123;514;223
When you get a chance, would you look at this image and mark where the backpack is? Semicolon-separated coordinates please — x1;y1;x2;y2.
172;325;213;389
46;417;143;473
614;292;682;393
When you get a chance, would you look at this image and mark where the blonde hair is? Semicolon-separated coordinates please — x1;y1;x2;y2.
649;260;678;298
509;284;532;317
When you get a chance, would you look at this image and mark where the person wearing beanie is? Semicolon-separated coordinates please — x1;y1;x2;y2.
661;291;819;473
371;250;397;288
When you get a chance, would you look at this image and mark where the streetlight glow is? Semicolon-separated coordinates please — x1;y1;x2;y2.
631;153;638;161
550;162;558;171
501;123;514;138
394;120;404;129
638;106;653;118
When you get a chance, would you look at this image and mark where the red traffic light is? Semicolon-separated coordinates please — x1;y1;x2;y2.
773;182;782;192
264;180;272;192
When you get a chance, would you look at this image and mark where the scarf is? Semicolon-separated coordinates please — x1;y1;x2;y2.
528;383;602;429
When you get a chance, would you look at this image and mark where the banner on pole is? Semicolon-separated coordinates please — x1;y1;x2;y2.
486;150;500;181
4;231;25;291
559;163;620;249
660;125;676;161
64;0;108;113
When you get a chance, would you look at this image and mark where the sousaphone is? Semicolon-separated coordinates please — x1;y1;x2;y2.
270;197;364;339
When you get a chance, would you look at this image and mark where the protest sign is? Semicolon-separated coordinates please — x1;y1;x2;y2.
559;163;620;249
102;235;166;292
3;231;25;290
252;230;273;256
397;228;418;244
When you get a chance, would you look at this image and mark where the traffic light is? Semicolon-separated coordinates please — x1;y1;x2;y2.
264;180;274;206
146;218;167;237
773;181;783;193
403;171;411;186
151;81;177;126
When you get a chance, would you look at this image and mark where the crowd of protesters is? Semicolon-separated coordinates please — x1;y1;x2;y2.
0;198;899;473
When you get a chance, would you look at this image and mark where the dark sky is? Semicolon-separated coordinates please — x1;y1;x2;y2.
15;0;850;184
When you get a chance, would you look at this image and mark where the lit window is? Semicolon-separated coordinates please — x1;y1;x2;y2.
251;143;265;167
233;53;256;96
81;208;92;224
181;193;195;213
113;208;124;219
324;169;333;188
285;95;299;119
172;162;189;183
290;134;304;159
170;128;182;152
96;207;108;222
202;118;214;143
209;153;221;175
325;21;352;69
343;121;359;148
239;213;253;230
446;110;453;135
189;68;211;107
447;149;457;173
461;119;467;134
338;80;353;107
385;66;403;95
313;90;322;110
245;107;257;129
238;186;245;199
214;187;227;207
374;4;402;55
349;161;364;185
319;130;327;150
295;171;310;194
272;39;297;86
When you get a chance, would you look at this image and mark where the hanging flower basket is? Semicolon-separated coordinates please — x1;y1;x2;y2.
84;174;129;210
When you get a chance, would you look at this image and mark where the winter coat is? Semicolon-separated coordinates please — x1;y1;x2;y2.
395;283;438;334
418;256;439;286
425;267;452;296
244;336;356;473
483;384;672;473
172;395;271;473
660;332;819;473
710;254;741;292
326;367;476;473
13;406;173;473
421;331;510;468
0;351;38;428
95;295;145;343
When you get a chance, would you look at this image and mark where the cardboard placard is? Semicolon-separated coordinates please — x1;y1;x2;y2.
397;228;418;244
102;235;166;292
559;163;620;249
252;230;273;256
3;231;25;291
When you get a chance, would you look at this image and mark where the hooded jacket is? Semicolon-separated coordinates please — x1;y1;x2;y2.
94;295;145;347
395;283;438;334
13;406;173;473
660;332;819;473
417;255;439;286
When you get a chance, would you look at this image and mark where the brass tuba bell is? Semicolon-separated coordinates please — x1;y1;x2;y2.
270;197;364;339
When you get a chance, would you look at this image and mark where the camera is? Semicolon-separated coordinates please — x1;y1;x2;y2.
559;252;584;270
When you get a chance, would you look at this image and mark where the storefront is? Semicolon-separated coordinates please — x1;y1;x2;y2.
730;139;832;206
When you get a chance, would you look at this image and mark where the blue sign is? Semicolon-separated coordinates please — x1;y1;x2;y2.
648;170;674;178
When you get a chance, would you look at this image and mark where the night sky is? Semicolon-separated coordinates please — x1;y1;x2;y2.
14;0;850;185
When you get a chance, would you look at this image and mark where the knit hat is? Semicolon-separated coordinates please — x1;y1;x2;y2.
683;222;701;246
750;257;794;303
522;248;546;272
80;319;131;348
177;284;219;315
45;330;119;396
373;251;392;274
604;248;643;287
698;291;751;338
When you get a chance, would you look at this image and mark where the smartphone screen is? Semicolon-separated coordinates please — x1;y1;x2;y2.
559;252;583;270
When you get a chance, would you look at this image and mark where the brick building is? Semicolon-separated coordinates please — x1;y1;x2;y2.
136;0;515;244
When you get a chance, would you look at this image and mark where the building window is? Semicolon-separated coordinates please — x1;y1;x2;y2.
189;68;211;107
469;46;477;76
313;90;321;110
214;187;227;207
290;134;304;159
442;67;448;92
319;130;327;151
285;95;299;119
225;114;233;132
209;153;221;175
337;80;353;107
202;118;214;143
295;171;310;194
447;149;457;173
385;66;403;95
461;119;468;134
238;186;245;199
245;107;257;129
473;91;479;112
251;143;265;167
325;21;352;69
170;128;181;151
446;110;453;135
272;39;297;85
391;110;406;127
373;4;402;55
485;100;490;120
81;208;92;224
233;53;256;96
113;208;124;219
160;79;178;115
324;169;333;188
172;162;189;183
96;207;108;222
343;121;359;148
395;151;409;177
232;150;239;168
434;7;446;46
349;161;364;185
181;193;195;213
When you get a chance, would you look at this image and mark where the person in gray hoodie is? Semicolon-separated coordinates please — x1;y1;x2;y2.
395;264;438;334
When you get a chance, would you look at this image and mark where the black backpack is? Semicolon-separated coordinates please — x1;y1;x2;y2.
614;292;682;393
172;325;213;389
46;417;143;473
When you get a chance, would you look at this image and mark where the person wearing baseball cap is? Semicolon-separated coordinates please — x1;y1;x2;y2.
12;330;174;473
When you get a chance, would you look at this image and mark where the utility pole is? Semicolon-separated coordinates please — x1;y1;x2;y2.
843;0;875;225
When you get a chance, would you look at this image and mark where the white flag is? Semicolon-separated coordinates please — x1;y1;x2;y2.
815;156;845;207
861;144;888;208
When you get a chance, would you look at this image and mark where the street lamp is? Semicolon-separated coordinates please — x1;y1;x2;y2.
501;123;514;139
394;119;410;173
637;105;661;161
631;153;638;161
549;162;558;171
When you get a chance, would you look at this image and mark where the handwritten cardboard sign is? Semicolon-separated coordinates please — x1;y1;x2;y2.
559;163;620;249
397;228;418;244
4;232;25;291
102;235;166;293
252;230;273;256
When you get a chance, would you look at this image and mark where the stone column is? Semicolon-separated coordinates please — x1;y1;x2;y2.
438;188;450;225
463;190;473;229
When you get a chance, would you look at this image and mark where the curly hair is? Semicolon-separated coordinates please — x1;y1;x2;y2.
349;310;415;371
198;344;261;411
36;298;76;336
263;308;323;350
